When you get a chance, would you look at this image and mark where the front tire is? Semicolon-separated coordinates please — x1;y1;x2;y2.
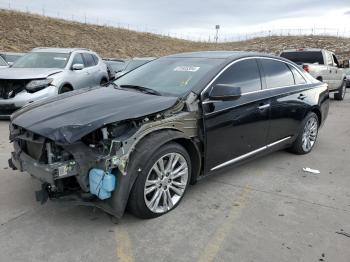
100;78;108;86
289;112;319;155
128;142;191;219
59;85;73;94
334;80;346;101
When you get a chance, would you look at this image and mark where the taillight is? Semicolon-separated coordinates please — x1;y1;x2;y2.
303;64;310;73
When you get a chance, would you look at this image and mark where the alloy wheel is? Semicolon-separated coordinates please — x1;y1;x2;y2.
144;152;189;213
302;117;318;152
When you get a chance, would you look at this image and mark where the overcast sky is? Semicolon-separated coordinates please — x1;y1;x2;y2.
1;0;350;40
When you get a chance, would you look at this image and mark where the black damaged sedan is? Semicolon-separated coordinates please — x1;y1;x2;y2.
9;51;329;219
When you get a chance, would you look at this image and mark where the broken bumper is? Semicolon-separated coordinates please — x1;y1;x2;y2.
10;148;78;185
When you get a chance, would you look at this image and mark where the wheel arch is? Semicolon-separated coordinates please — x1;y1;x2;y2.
58;82;74;93
100;76;108;84
309;107;322;126
106;129;202;218
128;129;202;185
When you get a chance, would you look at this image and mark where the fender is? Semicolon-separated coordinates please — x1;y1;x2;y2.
58;82;74;92
104;129;199;218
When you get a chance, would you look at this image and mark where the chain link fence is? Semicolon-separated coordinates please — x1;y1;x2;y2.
1;1;350;43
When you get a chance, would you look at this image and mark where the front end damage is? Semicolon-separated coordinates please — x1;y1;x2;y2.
9;96;201;218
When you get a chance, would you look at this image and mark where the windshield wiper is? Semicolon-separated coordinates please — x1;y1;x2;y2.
109;82;121;89
119;85;162;96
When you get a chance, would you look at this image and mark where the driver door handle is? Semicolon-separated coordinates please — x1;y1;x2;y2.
298;94;306;100
258;103;270;110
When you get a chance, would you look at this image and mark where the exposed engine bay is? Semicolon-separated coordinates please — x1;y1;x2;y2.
9;91;201;218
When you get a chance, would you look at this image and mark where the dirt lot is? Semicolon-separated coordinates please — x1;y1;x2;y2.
0;94;349;262
1;9;350;60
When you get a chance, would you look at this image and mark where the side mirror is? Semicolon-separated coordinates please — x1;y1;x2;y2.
209;84;242;101
72;63;84;70
7;62;14;66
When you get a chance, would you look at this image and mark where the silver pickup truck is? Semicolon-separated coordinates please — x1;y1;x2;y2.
280;48;346;100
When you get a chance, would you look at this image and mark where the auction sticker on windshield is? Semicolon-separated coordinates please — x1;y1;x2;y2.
174;66;200;72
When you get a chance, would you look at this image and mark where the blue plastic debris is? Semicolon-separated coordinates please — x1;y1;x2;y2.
89;168;116;200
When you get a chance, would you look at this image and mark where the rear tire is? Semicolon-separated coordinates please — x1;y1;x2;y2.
128;142;191;219
334;80;346;101
289;112;319;155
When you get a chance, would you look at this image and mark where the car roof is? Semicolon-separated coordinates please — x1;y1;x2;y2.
103;58;126;62
31;47;92;54
131;57;157;61
166;51;279;59
281;48;324;53
164;51;289;63
0;52;26;56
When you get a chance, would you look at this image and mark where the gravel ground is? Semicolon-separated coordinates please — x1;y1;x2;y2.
0;95;349;262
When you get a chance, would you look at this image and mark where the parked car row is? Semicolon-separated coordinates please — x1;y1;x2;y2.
7;50;331;219
0;52;26;66
103;57;155;80
0;48;109;118
0;47;155;118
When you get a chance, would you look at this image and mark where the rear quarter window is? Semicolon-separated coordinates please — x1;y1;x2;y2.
288;65;307;85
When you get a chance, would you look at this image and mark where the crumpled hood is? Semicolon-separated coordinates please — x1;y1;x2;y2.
0;68;62;79
11;86;178;144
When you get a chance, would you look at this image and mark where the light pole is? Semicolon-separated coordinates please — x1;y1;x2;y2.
215;25;220;43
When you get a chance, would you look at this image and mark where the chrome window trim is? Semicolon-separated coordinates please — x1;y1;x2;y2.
201;82;311;105
200;56;311;99
210;136;291;171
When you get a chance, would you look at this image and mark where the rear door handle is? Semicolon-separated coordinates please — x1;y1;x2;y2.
298;94;306;100
258;103;270;110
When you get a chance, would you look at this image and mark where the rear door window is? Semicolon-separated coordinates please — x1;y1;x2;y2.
82;53;96;67
260;59;295;89
214;58;262;94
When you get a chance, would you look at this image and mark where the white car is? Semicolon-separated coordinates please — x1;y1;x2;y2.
0;48;109;118
280;48;346;100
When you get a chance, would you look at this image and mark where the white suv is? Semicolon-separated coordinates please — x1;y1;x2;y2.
0;47;108;118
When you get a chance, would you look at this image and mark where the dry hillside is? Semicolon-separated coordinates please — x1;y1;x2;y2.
1;9;350;60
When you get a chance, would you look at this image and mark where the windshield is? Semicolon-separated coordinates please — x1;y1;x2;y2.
107;61;125;72
0;56;7;66
280;51;324;65
114;57;223;96
12;52;70;68
6;54;23;63
124;60;152;71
